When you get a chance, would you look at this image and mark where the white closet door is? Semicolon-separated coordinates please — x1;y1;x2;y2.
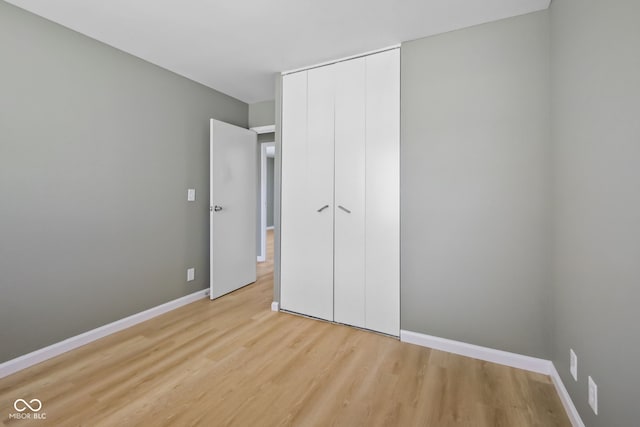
334;57;366;328
365;49;400;335
280;67;335;321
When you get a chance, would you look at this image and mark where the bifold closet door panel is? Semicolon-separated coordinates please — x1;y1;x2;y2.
365;49;400;336
280;69;335;321
333;57;366;328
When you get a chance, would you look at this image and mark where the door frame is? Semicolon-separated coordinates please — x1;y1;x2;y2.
259;141;275;262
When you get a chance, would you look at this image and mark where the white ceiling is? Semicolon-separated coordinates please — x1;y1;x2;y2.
7;0;550;104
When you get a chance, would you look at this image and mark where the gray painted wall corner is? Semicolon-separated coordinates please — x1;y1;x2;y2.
0;1;247;363
249;100;276;128
400;10;552;359
550;0;640;425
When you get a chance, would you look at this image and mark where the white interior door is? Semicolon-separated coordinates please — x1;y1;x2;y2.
334;57;367;328
210;119;257;299
280;67;335;321
280;49;399;335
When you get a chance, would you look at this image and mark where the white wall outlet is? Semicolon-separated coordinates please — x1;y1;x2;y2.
570;349;578;381
187;188;196;201
588;376;598;415
187;267;195;282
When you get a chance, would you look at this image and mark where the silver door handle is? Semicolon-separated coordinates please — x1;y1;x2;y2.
213;205;223;212
338;205;351;214
317;205;329;212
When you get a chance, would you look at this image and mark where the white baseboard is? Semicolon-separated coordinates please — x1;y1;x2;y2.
550;364;586;427
266;226;274;230
257;255;266;262
400;330;552;375
271;301;279;312
400;330;584;427
0;289;209;379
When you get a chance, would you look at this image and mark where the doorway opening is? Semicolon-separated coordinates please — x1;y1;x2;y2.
259;141;275;262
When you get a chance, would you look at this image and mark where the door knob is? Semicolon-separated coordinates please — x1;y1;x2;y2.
214;205;223;212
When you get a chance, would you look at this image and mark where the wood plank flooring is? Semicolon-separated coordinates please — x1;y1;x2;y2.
0;230;570;426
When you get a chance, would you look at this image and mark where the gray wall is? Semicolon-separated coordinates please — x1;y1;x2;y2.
551;0;640;425
0;2;247;363
401;11;552;358
249;100;276;128
266;157;275;227
258;133;275;144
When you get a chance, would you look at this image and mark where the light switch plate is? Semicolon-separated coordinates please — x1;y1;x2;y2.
187;268;195;282
187;188;196;201
570;349;577;381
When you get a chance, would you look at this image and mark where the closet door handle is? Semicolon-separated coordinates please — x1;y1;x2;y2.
317;205;330;213
338;205;351;214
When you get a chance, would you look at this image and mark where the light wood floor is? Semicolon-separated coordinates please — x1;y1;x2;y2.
0;230;569;426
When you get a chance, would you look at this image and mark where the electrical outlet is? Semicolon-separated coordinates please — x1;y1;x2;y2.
187;267;195;282
588;376;598;415
187;188;196;201
570;349;577;381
